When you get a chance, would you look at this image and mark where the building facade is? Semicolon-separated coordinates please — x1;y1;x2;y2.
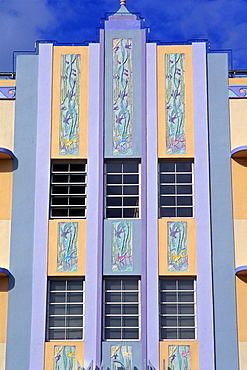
0;2;246;369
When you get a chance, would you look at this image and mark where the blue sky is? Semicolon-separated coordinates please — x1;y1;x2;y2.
1;0;247;72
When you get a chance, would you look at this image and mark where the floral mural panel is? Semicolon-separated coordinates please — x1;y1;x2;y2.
168;345;190;370
60;54;80;155
112;221;133;272
113;38;133;155
168;221;188;271
111;345;132;370
57;222;78;272
54;345;76;370
165;53;186;155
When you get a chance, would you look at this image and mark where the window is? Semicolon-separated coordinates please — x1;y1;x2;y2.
159;162;194;218
160;278;196;340
47;279;84;340
105;161;140;218
103;278;140;340
50;161;87;218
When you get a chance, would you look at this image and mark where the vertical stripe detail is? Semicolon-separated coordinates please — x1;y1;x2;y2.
6;55;39;370
207;52;238;369
84;39;104;368
146;42;159;368
29;43;53;370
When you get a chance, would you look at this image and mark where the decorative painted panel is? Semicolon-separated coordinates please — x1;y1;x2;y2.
113;38;133;155
0;87;16;99
54;345;76;370
168;345;190;370
168;221;188;271
165;53;186;154
112;221;133;271
60;54;80;155
229;85;247;98
111;345;132;369
57;222;78;272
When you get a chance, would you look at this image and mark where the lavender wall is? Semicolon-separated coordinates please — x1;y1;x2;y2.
146;42;159;369
29;43;53;369
84;40;104;368
193;42;215;370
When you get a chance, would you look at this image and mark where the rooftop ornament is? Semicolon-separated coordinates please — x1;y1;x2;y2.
120;0;126;4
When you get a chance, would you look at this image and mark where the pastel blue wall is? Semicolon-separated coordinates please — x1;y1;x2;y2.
6;55;38;370
207;53;239;370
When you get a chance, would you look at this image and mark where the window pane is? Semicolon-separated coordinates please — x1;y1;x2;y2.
160;163;175;172
123;163;138;173
122;292;138;302
123;175;138;184
49;329;65;340
49;317;65;327
105;280;121;290
70;174;85;183
70;163;85;172
105;292;121;302
160;174;175;183
107;175;122;184
123;186;139;195
106;208;122;218
122;316;138;327
53;186;68;194
105;316;121;327
67;305;83;315
176;162;192;172
178;292;194;302
53;174;69;183
160;208;175;217
177;196;192;206
69;197;86;205
67;280;83;290
178;304;194;314
160;292;177;302
105;304;121;314
123;197;138;206
67;328;83;340
177;185;192;194
122;328;139;339
179;328;195;339
176;174;192;183
160;304;177;314
123;208;138;218
105;328;121;339
49;304;65;315
160;280;176;290
107;197;122;206
53;163;68;172
50;280;66;291
106;186;122;195
107;163;122;173
66;316;83;327
160;328;177;339
160;316;177;327
178;280;194;290
67;292;83;303
160;196;175;206
122;279;139;290
50;292;66;303
160;185;175;195
178;316;195;327
52;208;68;217
177;207;193;217
122;304;138;314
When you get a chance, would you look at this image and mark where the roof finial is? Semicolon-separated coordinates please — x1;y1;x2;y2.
120;0;126;5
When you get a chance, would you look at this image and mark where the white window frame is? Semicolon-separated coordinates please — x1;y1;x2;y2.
47;279;85;341
50;161;87;219
158;161;194;218
159;278;196;341
103;278;141;341
104;161;141;219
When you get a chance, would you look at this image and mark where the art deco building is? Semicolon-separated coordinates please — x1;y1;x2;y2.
0;1;246;369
